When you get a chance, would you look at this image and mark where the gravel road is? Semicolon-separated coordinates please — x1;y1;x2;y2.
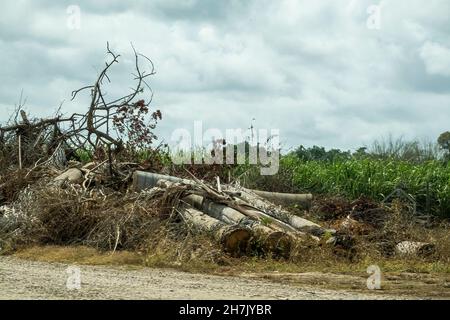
0;256;418;300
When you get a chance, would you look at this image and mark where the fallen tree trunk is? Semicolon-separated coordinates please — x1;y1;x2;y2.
155;179;305;236
133;171;186;190
133;171;331;237
246;189;312;209
133;171;312;207
177;205;252;255
156;179;294;254
180;192;293;255
228;187;334;237
232;205;311;236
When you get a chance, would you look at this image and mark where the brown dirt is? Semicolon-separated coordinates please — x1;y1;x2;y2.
1;256;447;300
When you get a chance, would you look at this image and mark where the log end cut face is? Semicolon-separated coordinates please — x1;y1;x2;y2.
220;227;252;256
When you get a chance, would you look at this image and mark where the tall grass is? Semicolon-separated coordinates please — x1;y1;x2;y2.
306;157;450;217
238;155;450;218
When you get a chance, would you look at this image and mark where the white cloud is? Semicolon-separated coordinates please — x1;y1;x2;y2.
420;41;450;77
0;0;450;151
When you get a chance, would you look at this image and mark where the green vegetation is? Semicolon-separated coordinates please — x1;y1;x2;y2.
237;136;450;218
438;131;450;162
75;149;93;163
284;155;449;217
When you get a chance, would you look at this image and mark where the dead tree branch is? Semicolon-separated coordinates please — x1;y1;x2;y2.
0;42;161;170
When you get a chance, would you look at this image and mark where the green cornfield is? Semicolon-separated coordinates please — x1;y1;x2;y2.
281;155;450;217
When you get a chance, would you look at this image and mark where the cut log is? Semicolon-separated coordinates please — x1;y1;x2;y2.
182;194;246;225
156;179;293;254
133;171;187;190
133;171;312;208
246;189;312;209
181;193;293;255
232;205;297;233
54;168;83;185
177;205;251;255
395;241;436;257
132;171;331;237
229;186;335;237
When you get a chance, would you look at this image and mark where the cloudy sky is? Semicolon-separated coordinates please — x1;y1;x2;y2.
1;0;449;151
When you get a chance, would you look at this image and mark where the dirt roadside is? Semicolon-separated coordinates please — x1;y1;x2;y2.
0;256;445;300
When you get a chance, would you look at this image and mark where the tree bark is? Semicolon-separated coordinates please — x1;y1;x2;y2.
246;189;312;209
132;171;332;238
133;171;187;190
229;187;334;237
181;193;292;255
177;205;251;255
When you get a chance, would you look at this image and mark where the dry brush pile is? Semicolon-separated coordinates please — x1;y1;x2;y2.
0;165;322;257
1;161;447;269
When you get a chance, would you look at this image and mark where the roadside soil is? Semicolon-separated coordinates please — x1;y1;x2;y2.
1;256;448;300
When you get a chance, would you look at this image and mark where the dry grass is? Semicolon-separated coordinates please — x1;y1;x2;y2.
10;236;449;276
6;195;450;297
1;183;168;251
9;244;449;298
0;168;50;204
14;245;143;267
11;245;449;276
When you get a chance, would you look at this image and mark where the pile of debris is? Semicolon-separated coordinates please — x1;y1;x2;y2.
0;162;321;255
312;196;437;258
132;171;338;256
0;161;439;260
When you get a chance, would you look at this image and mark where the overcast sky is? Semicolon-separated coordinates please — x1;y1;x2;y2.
1;0;449;151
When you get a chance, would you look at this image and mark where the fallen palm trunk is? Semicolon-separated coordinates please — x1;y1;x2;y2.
133;171;187;190
246;189;312;209
156;179;294;254
229;203;298;233
395;241;436;257
133;171;330;238
177;205;251;255
160;181;298;240
180;192;293;254
133;171;312;207
228;186;334;237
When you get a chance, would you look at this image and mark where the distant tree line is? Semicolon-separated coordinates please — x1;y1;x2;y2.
292;132;450;163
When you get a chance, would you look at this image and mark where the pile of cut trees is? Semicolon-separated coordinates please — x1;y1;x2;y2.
133;171;336;256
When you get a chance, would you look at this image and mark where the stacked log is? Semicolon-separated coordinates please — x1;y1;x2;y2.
156;179;292;255
133;171;313;208
226;186;335;238
247;189;313;209
183;193;292;254
177;205;251;255
133;171;332;256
